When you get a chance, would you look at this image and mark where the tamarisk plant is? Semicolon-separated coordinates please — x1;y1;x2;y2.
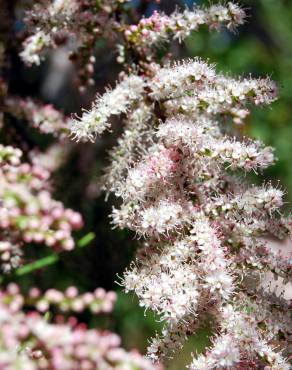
67;3;292;370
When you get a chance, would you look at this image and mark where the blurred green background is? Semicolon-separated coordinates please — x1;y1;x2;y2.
5;0;292;369
185;0;292;208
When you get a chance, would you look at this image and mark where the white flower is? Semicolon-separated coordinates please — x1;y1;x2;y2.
20;31;51;66
70;75;145;141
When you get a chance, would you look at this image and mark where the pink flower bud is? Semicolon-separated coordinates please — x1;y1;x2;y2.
130;25;138;32
66;286;78;298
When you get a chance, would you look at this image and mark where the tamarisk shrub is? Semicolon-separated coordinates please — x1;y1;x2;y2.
66;2;292;370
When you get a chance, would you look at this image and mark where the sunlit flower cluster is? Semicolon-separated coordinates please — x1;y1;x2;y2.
70;75;145;142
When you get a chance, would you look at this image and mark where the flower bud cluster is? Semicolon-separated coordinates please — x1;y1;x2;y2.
0;144;22;166
0;241;22;273
1;283;116;315
0;287;159;370
0;146;83;271
123;3;245;58
5;97;69;139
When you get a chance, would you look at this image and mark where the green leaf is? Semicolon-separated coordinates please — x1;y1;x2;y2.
13;232;95;276
15;254;59;276
77;232;95;248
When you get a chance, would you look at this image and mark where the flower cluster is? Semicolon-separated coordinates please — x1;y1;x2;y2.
21;2;246;88
0;145;82;272
122;3;245;60
189;304;290;370
70;75;145;142
0;3;167;368
1;283;117;314
5;97;69;139
21;0;131;88
69;3;292;368
0;284;160;370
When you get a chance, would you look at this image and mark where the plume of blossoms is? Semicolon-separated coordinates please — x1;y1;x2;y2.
0;284;160;370
70;74;145;142
69;3;292;368
21;2;245;88
122;2;245;62
0;144;83;272
20;0;131;87
4;97;69;139
101;101;154;194
0;4;161;369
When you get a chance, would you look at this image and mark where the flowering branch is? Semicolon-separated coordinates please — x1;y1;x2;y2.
68;4;292;368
